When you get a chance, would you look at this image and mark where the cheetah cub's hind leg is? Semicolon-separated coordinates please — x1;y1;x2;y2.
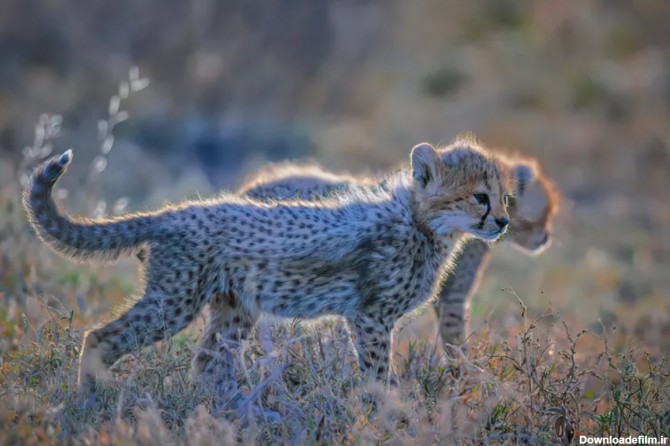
77;249;208;404
192;291;260;411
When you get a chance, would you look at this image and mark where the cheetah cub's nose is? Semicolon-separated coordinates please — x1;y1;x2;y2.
495;217;510;231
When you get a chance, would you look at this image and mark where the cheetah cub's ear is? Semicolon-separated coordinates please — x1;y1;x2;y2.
411;142;442;187
513;162;536;195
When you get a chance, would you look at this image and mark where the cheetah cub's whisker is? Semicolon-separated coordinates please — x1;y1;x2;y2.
23;141;512;401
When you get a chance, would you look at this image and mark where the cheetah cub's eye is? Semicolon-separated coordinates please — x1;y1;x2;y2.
503;194;515;207
473;193;489;205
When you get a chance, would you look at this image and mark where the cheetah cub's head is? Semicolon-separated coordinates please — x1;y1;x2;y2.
505;159;560;253
410;141;513;241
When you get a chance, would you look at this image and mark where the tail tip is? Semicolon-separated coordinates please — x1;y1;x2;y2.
59;149;73;167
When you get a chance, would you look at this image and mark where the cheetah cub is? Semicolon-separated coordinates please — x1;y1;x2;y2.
24;142;512;400
240;152;559;348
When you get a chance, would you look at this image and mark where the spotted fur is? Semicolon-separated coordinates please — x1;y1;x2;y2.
23;141;512;400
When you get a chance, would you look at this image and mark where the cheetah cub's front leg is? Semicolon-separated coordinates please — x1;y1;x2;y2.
348;314;397;386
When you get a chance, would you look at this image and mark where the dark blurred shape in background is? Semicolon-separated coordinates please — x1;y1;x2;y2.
0;0;387;184
127;114;314;187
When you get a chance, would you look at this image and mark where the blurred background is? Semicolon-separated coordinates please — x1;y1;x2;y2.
2;0;670;356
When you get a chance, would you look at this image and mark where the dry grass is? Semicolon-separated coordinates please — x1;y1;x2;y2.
3;1;670;444
0;160;668;444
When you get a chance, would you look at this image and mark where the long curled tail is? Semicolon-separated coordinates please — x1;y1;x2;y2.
23;150;161;262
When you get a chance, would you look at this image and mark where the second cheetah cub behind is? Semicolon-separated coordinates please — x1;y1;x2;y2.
24;142;512;400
